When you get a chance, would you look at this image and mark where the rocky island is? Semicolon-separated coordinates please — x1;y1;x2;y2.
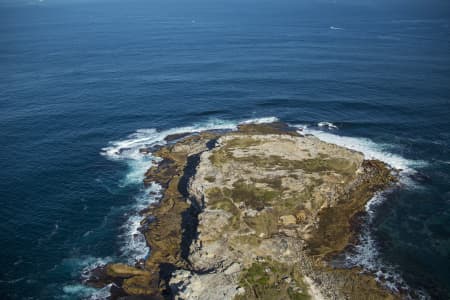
88;122;399;300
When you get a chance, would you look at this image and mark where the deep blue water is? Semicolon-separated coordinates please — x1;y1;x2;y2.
1;1;449;299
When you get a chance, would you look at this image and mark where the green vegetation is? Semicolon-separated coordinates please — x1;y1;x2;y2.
209;137;261;166
210;135;358;178
231;180;280;210
307;160;395;258
252;176;283;190
209;147;232;166
204;176;216;182
235;259;310;300
243;210;279;237
234;154;356;176
236;123;300;136
225;137;262;148
206;188;239;215
206;187;241;231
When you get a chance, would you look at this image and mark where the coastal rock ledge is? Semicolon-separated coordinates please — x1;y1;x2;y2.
88;122;400;300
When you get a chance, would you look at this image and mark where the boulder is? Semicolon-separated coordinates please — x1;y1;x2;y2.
279;215;297;226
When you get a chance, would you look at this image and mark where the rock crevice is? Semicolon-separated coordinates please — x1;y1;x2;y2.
88;123;399;300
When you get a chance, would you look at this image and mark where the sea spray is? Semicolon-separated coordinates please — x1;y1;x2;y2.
118;183;162;263
295;124;427;182
73;117;280;298
102;117;280;258
78;117;426;299
295;123;429;298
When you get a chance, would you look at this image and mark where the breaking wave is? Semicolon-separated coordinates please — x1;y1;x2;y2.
76;117;427;299
101;117;280;261
62;283;113;300
118;183;162;263
295;124;426;180
71;117;279;299
346;192;411;292
294;123;428;297
317;121;338;129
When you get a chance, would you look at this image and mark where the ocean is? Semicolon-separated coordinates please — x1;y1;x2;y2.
1;0;449;299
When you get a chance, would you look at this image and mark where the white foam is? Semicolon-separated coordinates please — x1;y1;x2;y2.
294;124;429;296
101;117;279;185
346;193;431;299
240;116;279;124
61;256;111;300
345;192;409;292
295;124;426;178
59;256;114;299
330;26;343;30
62;284;98;297
99;117;429;297
119;183;162;263
317;121;338;129
100;117;279;264
61;283;115;300
88;284;115;300
78;256;114;278
108;118;424;267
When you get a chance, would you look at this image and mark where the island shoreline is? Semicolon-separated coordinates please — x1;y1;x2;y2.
88;122;401;300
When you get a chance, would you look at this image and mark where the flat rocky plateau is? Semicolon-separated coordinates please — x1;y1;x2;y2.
87;122;400;300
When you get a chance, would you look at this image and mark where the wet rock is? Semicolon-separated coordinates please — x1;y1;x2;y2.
106;264;150;278
165;132;192;142
83;265;116;288
109;283;128;299
139;148;151;154
101;122;399;300
122;274;159;296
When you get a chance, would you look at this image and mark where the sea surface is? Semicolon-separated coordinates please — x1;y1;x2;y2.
1;1;449;299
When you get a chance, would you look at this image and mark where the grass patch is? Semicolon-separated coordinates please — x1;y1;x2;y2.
243;210;279;237
206;188;239;214
252;176;283;190
231;180;280;210
237;123;300;136
209;148;232;166
209;137;261;166
236;155;356;175
225;137;262;148
236;259;310;300
206;187;241;230
204;176;216;182
307;160;394;257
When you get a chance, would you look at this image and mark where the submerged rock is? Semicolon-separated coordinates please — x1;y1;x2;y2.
92;122;399;300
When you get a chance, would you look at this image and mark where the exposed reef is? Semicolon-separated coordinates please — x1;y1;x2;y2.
88;122;399;300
